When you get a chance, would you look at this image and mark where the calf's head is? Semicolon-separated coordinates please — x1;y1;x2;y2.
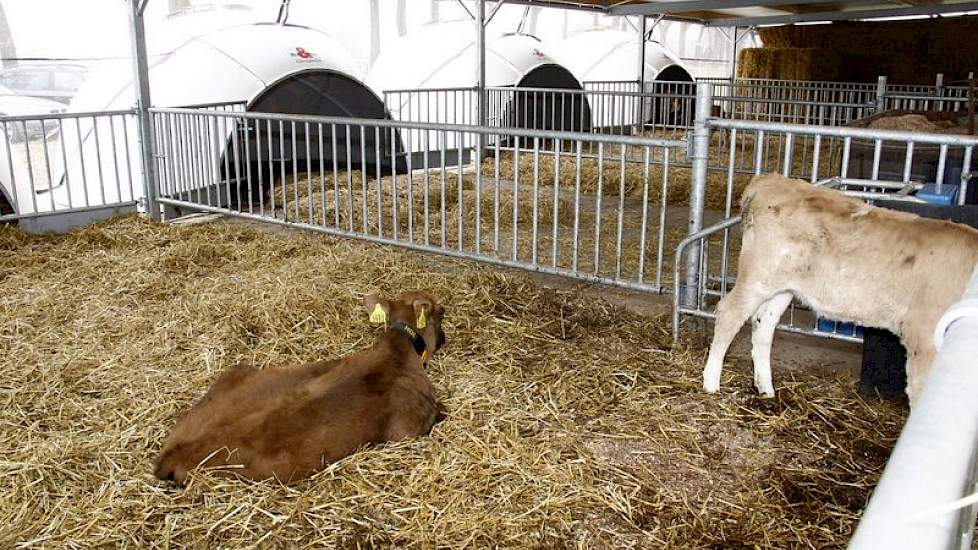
363;290;447;359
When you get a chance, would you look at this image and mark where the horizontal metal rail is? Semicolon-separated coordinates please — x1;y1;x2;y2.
0;108;136;122
151;107;685;148
708;117;978;146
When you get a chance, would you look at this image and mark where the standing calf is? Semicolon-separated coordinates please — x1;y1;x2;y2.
703;174;978;403
155;290;447;485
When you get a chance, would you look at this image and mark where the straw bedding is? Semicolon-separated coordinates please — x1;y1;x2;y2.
0;215;906;548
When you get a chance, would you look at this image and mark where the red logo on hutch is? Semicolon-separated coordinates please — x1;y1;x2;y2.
291;47;318;62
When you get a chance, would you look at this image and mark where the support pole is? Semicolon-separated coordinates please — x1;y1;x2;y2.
636;15;646;87
636;15;646;134
683;82;713;308
127;0;160;221
875;75;887;114
729;26;739;81
476;0;487;152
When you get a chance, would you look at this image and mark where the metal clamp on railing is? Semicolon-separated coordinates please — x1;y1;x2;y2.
850;264;978;550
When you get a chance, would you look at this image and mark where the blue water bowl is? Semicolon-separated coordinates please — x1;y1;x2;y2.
916;183;959;205
816;318;865;338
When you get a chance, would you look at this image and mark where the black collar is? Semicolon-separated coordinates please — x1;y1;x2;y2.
390;322;427;357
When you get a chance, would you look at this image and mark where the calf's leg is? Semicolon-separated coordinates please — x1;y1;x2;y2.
750;292;792;397
703;285;769;393
902;332;937;405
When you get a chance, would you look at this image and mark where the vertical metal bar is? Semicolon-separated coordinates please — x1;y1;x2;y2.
656;148;669;288
422;129;429;244
75;117;90;208
810;133;822;183
551;143;560;269
638;146;650;284
331;124;339;227
572;140;582;272
40;119;57;212
875;75;887;113
615;144;626;280
391;127;398;239
128;0;160;220
593;142;604;275
91;117;106;206
683;82;713;307
494;137;501;254
841;136;852;179
263;119;273;216
475;0;487;154
279;120;287;219
531;137;540;264
960;146;973;206
457;134;463;251
344;124;353;232
241;119;254;214
475;129;482;255
871;139;882;181
512;136;520;261
306;121;313;222
440;133;447;247
318;123;325;224
406;128;414;242
361;125;368;233
782;132;794;177
903;142;915;184
936;144;948;190
58;118;73;208
291;121;299;221
2;121;19;213
376;126;383;236
232;116;244;211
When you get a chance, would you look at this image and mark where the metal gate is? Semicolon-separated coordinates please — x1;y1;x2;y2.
151;107;687;294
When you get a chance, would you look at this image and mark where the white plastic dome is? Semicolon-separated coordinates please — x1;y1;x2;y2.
367;23;588;154
552;29;692;84
366;23;579;92
3;23;386;221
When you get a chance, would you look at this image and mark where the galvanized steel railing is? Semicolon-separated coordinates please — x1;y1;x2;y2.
150;107;686;294
0;109;144;231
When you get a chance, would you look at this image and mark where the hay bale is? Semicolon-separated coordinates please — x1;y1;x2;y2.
758;16;978;84
737;48;841;81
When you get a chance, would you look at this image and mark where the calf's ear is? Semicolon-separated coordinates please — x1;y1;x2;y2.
362;294;391;324
412;297;433;327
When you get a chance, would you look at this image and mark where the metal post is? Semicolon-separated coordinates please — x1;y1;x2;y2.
683;82;713;308
475;0;487;152
729;26;739;81
875;75;887;114
127;0;160;221
636;15;646;86
636;15;646;134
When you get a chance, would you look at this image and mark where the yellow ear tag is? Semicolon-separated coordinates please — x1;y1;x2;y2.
369;303;387;324
417;309;427;329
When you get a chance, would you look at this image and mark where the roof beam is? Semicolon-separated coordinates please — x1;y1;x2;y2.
610;0;842;16
705;1;978;26
493;0;608;13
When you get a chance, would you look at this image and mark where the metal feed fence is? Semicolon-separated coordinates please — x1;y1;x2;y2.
151;107;687;294
0;109;145;232
384;76;968;147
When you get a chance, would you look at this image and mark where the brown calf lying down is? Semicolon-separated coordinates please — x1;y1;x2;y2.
155;290;447;485
703;174;978;403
